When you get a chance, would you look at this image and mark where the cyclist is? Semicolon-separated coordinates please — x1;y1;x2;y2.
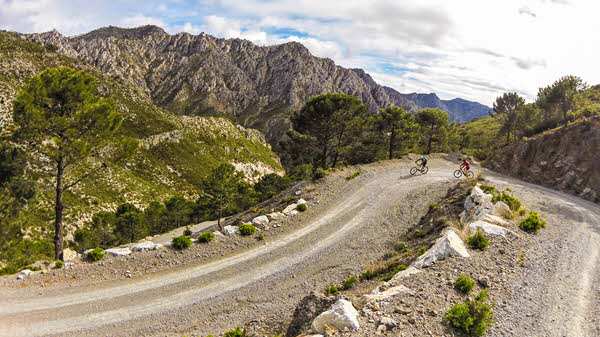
460;158;471;173
416;155;428;170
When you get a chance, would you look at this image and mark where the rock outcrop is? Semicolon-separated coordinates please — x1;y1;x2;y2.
312;299;360;334
485;116;600;204
286;291;335;337
413;229;470;268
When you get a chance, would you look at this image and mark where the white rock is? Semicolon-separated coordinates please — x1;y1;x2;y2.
353;285;413;310
469;220;518;238
491;201;512;218
212;231;225;238
295;190;302;196
312;299;360;333
289;210;299;216
222;225;240;236
131;241;164;251
19;269;32;276
482;214;511;227
413;229;470;268
62;248;78;261
297;198;307;205
17;275;24;280
267;212;285;221
389;266;421;285
105;248;132;256
282;203;298;215
252;215;269;226
83;249;93;256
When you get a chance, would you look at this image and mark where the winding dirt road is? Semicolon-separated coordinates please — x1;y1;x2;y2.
0;158;598;337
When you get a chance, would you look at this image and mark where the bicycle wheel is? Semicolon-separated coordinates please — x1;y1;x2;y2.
421;166;429;174
410;167;418;175
453;169;462;178
466;170;475;179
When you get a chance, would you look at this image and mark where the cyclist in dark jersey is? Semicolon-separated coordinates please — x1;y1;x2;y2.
416;156;428;170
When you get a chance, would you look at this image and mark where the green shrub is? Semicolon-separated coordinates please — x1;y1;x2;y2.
86;248;104;262
467;230;490;250
429;203;438;210
454;275;475;294
346;171;361;180
0;266;18;276
183;227;192;236
223;326;244;337
492;192;521;211
171;236;191;250
394;242;408;253
312;168;327;181
360;270;375;280
418;246;427;256
197;232;215;243
342;276;357;290
257;233;264;241
55;260;64;269
414;229;427;238
518;208;527;216
21;265;41;272
480;184;496;194
296;203;307;212
325;284;338;295
519;211;546;233
239;223;256;236
444;290;494;336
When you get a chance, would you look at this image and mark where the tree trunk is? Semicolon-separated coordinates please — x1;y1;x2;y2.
332;151;339;169
218;208;223;230
54;156;65;261
388;128;395;160
321;144;328;169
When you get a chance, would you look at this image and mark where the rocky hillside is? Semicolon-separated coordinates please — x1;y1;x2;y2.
27;25;487;142
0;30;282;233
384;87;492;123
485;116;600;203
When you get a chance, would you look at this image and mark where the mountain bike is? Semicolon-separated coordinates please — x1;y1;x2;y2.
410;165;428;175
454;167;474;179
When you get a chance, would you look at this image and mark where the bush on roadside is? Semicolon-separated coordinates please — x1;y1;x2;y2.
444;289;494;336
519;211;546;233
346;171;361;180
312;168;327;181
342;276;357;290
223;326;244;337
197;232;215;243
239;223;256;236
183;227;192;236
296;203;307;212
0;266;18;276
454;275;475;294
492;192;521;211
171;235;191;250
257;233;264;241
55;260;64;269
480;184;496;194
86;248;104;262
467;230;490;251
325;284;338;295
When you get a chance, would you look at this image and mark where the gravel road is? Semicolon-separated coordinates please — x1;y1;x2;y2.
0;157;598;337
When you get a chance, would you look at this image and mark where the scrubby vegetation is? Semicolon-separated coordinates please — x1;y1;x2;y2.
342;276;357;290
171;236;191;250
0;266;18;276
346;171;361;180
183;227;192;236
325;284;339;295
239;224;256;236
55;260;64;269
519;211;547;233
223;326;244;337
492;192;522;212
296;203;307;212
444;289;495;336
467;230;490;251
86;248;104;262
197;232;215;243
454;275;475;294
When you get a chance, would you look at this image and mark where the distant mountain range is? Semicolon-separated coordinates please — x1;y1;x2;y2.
384;87;492;123
26;25;492;143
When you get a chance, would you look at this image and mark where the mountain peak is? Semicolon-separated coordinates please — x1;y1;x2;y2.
77;25;167;40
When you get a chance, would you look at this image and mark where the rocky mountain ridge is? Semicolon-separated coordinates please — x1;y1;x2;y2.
27;25;489;143
384;87;492;123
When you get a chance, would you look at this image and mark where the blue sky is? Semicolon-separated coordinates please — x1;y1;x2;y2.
1;0;598;106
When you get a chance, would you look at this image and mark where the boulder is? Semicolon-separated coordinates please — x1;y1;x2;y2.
413;229;470;268
283;203;298;216
19;269;32;276
285;291;335;337
353;284;413;310
17;275;24;280
83;249;93;256
380;317;397;328
252;215;269;226
297;198;307;205
491;201;512;218
312;299;360;333
212;231;225;238
131;241;164;252
105;248;132;256
389;266;421;285
469;220;518;238
267;212;285;221
463;187;494;223
222;225;240;236
295;190;302;196
482;214;511;227
62;248;78;261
